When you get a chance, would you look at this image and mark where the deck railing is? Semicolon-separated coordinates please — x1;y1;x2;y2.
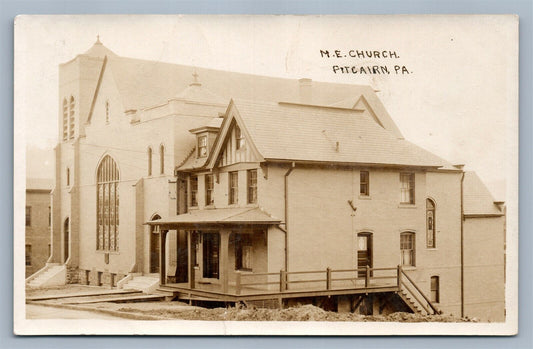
233;265;440;315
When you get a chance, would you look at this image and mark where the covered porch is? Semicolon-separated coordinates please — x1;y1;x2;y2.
146;207;282;294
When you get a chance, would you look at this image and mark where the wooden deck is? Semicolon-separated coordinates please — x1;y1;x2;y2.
158;265;441;315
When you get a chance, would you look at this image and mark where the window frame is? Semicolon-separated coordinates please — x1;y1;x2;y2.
360;171;369;196
235;125;245;150
205;174;214;206
228;171;238;205
25;244;32;266
247;169;257;204
96;155;120;252
147;147;152;176
400;172;416;204
198;135;208;158
25;206;31;227
430;275;440;303
159;145;165;175
426;198;436;248
190;175;199;207
400;232;416;267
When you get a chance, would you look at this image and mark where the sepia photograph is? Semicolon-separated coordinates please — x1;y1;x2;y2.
14;14;518;335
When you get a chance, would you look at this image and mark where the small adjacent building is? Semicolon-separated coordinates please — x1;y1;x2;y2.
25;178;53;277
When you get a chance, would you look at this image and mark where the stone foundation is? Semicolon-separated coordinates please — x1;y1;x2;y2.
66;265;80;284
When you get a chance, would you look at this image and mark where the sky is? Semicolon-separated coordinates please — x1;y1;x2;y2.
16;15;517;199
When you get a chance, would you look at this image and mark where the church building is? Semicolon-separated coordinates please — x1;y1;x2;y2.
28;38;506;322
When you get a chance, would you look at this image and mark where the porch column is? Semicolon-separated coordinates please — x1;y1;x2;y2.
187;230;195;289
220;230;230;293
159;228;168;285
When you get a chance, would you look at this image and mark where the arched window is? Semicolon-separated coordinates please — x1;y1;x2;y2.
426;199;436;248
66;167;70;186
400;232;415;267
62;98;68;141
159;144;165;175
68;96;75;139
63;218;70;263
147;147;152;176
96;155;119;252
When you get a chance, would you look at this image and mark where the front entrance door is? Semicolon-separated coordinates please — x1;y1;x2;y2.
150;231;160;273
203;232;220;279
150;215;161;273
357;233;372;277
176;230;188;283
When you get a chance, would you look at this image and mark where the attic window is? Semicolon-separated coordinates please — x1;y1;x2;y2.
235;125;245;150
198;135;208;158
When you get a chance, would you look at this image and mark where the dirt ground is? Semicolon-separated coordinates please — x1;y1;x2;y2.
84;301;477;322
26;286;478;322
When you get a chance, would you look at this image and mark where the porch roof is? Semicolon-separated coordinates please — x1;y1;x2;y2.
146;207;281;228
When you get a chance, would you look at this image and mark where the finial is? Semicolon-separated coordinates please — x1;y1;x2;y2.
96;34;101;44
190;69;201;86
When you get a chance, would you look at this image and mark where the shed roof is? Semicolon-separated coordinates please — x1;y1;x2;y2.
146;207;281;227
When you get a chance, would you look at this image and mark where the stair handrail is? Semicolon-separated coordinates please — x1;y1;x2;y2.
399;267;441;315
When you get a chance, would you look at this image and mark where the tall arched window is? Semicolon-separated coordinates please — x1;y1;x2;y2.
147;147;152;176
97;155;119;252
160;144;165;175
426;199;436;248
69;96;75;139
62;98;68;141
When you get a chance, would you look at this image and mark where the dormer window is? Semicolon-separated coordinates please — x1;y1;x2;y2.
235;125;245;150
198;135;208;158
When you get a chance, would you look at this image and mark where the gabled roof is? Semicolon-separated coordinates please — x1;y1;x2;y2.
463;171;504;216
82;54;402;139
204;99;454;169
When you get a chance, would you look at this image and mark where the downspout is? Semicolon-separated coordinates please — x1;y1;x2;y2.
283;162;296;272
460;170;465;318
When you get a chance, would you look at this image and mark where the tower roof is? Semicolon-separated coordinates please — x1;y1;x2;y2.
83;35;117;58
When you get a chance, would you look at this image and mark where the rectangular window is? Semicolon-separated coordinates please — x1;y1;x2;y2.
235;233;253;271
48;244;51;257
190;176;198;207
229;171;238;204
360;171;369;196
400;173;415;204
247;169;257;204
400;232;415;266
430;276;440;303
25;206;31;227
25;245;32;266
205;174;214;206
198;135;208;158
48;206;51;227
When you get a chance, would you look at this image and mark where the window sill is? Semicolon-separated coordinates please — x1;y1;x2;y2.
401;266;416;271
235;269;253;274
398;204;417;209
358;195;371;200
95;250;120;255
426;247;438;251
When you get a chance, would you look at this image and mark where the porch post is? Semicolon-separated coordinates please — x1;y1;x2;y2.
220;230;230;294
187;230;195;289
159;228;168;285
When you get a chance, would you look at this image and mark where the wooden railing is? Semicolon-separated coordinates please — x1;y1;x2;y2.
233;265;440;316
234;265;399;295
399;267;441;315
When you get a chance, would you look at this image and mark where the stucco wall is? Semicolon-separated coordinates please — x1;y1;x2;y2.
464;216;505;321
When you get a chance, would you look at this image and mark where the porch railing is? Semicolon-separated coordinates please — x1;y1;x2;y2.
233;265;440;315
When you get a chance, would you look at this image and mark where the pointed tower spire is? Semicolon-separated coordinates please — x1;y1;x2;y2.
96;34;102;44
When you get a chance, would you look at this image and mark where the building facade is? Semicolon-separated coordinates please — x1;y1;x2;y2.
25;179;53;277
42;38;505;321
